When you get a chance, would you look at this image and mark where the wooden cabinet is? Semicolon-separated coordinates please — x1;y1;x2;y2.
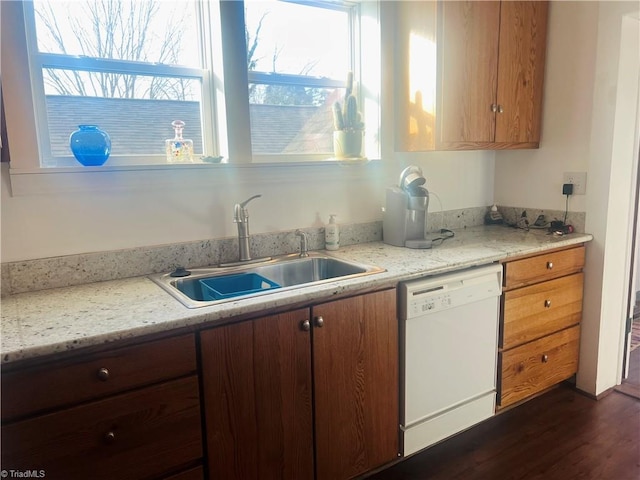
200;289;399;480
1;334;197;422
498;246;585;408
312;291;399;480
395;1;548;151
200;309;314;480
1;335;203;480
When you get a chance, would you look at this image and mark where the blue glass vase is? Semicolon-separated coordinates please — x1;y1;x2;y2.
69;125;111;166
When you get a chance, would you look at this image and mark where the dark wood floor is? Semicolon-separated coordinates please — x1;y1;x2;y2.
366;384;640;480
617;346;640;398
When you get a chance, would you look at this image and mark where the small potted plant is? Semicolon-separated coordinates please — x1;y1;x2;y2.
332;72;365;159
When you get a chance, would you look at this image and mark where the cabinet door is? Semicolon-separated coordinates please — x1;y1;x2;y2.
394;0;438;151
200;309;314;480
495;1;548;144
312;289;399;480
438;0;501;147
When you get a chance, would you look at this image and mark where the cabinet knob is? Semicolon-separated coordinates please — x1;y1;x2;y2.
544;299;552;308
314;316;324;328
97;367;110;381
547;261;553;269
541;354;549;363
300;320;311;332
517;363;525;373
497;105;504;113
491;104;498;113
103;431;116;444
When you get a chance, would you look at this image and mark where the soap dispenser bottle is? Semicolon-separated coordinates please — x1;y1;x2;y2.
325;214;339;251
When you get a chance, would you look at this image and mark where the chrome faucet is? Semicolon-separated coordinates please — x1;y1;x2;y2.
295;229;309;257
233;194;261;262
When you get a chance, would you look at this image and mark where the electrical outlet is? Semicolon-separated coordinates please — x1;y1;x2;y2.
562;172;587;195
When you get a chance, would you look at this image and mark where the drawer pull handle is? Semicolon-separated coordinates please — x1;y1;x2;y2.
547;261;553;269
314;316;324;328
544;299;552;308
103;431;116;444
542;354;549;363
97;367;110;381
517;363;525;373
300;320;311;332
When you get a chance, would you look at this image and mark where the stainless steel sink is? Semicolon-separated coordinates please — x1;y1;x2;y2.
150;252;385;308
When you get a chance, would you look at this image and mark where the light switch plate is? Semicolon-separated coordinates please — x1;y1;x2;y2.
563;172;587;195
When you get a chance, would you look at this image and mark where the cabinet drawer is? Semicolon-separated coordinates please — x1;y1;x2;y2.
503;246;585;289
501;273;583;349
1;376;202;480
499;325;580;408
2;334;196;422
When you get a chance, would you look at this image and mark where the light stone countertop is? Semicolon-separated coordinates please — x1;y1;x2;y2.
1;225;593;365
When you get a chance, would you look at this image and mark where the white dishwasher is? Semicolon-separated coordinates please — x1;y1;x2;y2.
399;263;502;456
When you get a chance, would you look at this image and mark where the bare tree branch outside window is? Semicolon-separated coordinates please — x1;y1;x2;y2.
34;0;192;100
245;7;327;107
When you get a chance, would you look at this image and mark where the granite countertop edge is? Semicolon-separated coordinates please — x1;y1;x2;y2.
1;225;593;365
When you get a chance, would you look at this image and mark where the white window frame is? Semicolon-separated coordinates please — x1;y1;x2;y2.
1;0;381;194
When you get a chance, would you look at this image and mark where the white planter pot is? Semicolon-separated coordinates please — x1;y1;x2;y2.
333;130;364;159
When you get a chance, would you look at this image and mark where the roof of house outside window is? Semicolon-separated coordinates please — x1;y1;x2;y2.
46;96;203;156
45;96;333;158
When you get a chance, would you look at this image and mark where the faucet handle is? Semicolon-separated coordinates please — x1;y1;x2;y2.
295;229;309;257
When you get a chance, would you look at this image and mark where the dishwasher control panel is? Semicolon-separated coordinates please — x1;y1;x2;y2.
407;290;453;317
399;264;503;320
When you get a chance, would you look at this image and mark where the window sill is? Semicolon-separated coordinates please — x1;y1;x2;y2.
6;159;381;196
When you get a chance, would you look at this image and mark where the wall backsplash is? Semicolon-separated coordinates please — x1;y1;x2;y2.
0;205;586;296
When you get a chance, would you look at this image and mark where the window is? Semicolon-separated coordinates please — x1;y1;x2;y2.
25;0;210;167
4;0;379;174
245;0;353;158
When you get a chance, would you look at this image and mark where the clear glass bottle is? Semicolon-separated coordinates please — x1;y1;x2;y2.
165;120;193;163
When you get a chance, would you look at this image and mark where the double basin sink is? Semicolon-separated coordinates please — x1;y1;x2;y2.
150;252;385;308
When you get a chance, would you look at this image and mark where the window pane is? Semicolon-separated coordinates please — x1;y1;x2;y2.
43;70;203;157
30;1;207;163
249;83;337;155
33;0;201;68
245;1;350;78
245;1;353;157
46;96;202;157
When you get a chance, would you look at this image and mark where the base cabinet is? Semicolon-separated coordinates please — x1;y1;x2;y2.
200;308;315;480
312;291;399;480
200;289;399;480
1;335;203;480
500;325;581;406
498;246;585;408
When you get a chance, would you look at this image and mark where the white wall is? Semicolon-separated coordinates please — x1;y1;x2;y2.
495;1;640;396
581;6;639;396
0;153;494;261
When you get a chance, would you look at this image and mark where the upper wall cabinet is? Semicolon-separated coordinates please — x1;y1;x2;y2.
395;1;549;151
